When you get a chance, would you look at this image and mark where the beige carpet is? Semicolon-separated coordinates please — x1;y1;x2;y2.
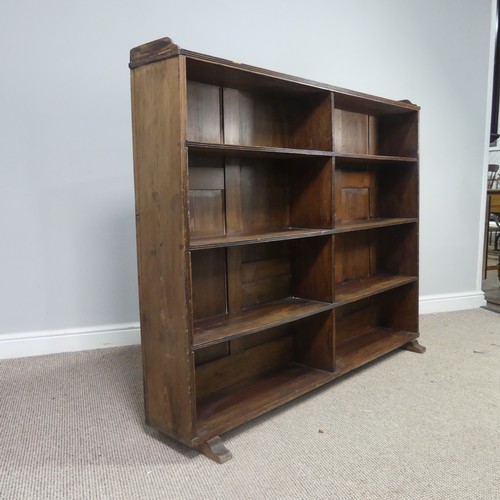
0;309;499;500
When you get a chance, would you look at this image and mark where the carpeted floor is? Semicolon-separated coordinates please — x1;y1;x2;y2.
0;309;499;500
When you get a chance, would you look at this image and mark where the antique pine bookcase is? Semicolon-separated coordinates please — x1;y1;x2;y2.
129;37;425;463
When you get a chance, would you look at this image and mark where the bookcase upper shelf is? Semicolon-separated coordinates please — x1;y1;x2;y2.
190;228;334;250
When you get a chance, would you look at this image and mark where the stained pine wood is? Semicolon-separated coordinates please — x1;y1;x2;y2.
191;249;227;320
334;162;418;222
334;218;417;233
131;55;196;444
196;336;294;398
193;297;333;349
336;327;418;376
196;363;334;441
335;275;417;306
130;37;422;463
334;152;417;163
186;141;333;158
189;228;334;250
186;81;222;143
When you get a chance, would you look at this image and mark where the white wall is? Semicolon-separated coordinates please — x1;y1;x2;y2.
0;0;495;357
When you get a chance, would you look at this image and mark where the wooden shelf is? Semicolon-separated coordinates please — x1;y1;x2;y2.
335;275;417;306
196;363;333;439
190;228;334;250
193;297;333;350
186;141;333;159
334;218;418;233
336;327;418;376
335;152;417;163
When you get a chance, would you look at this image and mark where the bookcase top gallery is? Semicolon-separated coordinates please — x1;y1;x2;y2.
129;36;424;464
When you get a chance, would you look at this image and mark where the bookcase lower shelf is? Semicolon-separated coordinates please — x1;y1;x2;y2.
195;328;419;445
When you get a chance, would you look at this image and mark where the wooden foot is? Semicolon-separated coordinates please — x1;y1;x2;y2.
402;339;426;353
198;436;232;464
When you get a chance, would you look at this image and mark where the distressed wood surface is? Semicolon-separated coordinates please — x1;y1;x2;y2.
131;55;196;444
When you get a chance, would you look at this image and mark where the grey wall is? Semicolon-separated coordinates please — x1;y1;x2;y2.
0;0;495;338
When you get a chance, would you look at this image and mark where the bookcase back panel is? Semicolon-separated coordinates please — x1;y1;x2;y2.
333;109;372;154
289;159;333;228
231;159;291;233
333;109;418;157
187;81;222;143
225;158;333;234
195;343;229;366
224;88;290;147
373;225;418;277
294;311;335;371
335;167;374;222
226;238;333;313
335;225;417;284
335;282;418;346
189;155;226;238
191;249;227;321
336;299;379;344
376;165;418;219
227;243;292;311
196;334;294;398
377;112;418;158
292;236;334;303
224;89;333;150
335;164;418;222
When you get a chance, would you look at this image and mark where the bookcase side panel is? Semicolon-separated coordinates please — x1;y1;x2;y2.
131;56;196;443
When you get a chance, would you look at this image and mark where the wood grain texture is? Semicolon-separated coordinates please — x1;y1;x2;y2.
294;310;335;372
189;228;334;250
335;275;417;306
129;37;180;69
196;363;334;441
195;336;294;398
334;152;417;163
131;55;195;444
333;109;369;154
186;81;222;144
193;297;333;349
336;327;418;376
186;142;333;158
191;249;227;321
334;218;417;233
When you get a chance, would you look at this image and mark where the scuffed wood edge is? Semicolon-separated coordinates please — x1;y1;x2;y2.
129;37;181;69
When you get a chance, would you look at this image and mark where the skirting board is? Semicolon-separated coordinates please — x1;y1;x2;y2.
419;291;486;314
0;291;486;360
0;323;140;360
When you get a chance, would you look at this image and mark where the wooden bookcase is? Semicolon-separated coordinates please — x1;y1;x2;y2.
129;37;425;463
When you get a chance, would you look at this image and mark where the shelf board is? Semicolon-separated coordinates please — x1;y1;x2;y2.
196;363;334;440
193;297;333;350
335;275;417;306
334;218;418;233
190;227;333;250
335;152;417;163
336;327;418;376
186;141;333;159
195;328;420;441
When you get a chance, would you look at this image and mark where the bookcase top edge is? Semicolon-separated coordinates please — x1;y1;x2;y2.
129;37;420;112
